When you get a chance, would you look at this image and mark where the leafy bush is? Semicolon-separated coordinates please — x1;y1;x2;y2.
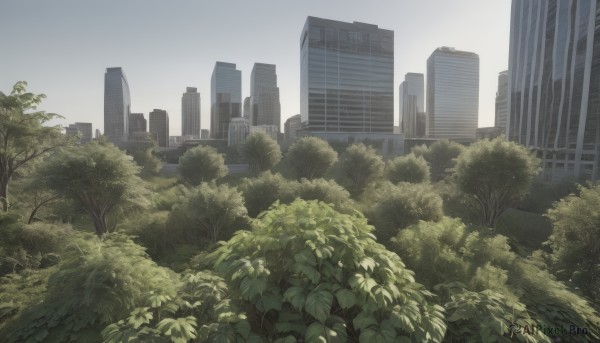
240;172;297;217
295;178;354;214
335;143;384;197
285;137;338;180
241;132;282;175
412;139;464;181
178;145;227;186
385;154;430;184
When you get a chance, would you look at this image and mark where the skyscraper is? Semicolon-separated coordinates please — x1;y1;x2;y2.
129;113;146;134
149;109;169;148
211;62;241;140
228;117;250;146
427;47;479;139
508;0;600;183
495;70;508;132
65;122;93;143
284;114;302;142
182;87;201;138
250;63;281;131
104;67;131;145
243;97;251;120
300;17;394;133
399;73;425;138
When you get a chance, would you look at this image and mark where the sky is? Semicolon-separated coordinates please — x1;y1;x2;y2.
0;0;511;136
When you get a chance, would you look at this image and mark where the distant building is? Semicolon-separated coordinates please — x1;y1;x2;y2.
211;62;241;140
200;129;210;139
495;70;508;133
250;125;278;141
129;113;146;135
182;87;201;138
95;129;101;139
300;17;394;133
149;109;169;148
427;47;479;139
104;67;131;145
399;73;425;138
476;127;502;140
243;97;251;120
65;122;93;143
228;117;250;146
284;114;302;142
306;132;404;157
169;136;183;148
250;63;281;131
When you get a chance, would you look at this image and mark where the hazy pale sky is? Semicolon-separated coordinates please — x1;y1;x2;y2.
0;0;511;135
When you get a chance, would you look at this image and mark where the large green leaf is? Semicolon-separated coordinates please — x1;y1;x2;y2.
305;290;333;323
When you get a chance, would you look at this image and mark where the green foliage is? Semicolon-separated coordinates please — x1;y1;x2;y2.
336;143;384;197
240;172;296;217
546;184;600;303
178;145;228;186
168;182;248;245
127;143;163;178
366;182;443;243
412;139;464;182
392;218;600;342
385;153;430;184
519;179;578;214
285;137;338;180
3;233;178;342
210;200;446;342
453;137;540;228
36;142;149;236
0;81;69;211
431;180;480;225
295;178;354;214
241;132;282;175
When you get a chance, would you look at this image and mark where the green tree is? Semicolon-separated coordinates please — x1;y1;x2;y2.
241;132;282;175
412;139;464;181
36;142;149;236
209;200;446;342
168;182;248;245
453;137;540;228
178;145;227;186
286;137;338;180
546;184;600;302
125;138;163;178
366;182;443;243
240;172;297;217
295;178;354;214
0;82;68;211
385;153;430;184
336;143;384;197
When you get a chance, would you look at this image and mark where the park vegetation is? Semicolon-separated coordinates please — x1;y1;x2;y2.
1;82;599;342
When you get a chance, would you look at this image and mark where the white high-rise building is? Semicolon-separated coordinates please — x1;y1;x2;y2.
250;63;281;131
182;87;200;138
399;73;425;138
104;67;131;145
495;70;508;133
427;47;479;139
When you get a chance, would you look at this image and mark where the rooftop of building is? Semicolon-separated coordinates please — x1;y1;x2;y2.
305;16;392;34
432;46;479;58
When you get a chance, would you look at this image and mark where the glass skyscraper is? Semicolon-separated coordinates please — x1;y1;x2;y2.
149;109;169;148
104;67;131;145
211;62;241;140
250;63;281;131
495;70;508;132
182;87;201;138
427;47;479;139
399;73;425;138
508;0;600;183
300;17;394;133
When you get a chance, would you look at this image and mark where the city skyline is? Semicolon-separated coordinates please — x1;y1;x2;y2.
0;0;511;135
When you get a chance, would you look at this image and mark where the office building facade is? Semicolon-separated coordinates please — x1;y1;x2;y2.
129;113;146;134
228;117;250;146
508;0;600;183
182;87;201;138
284;114;302;141
149;109;169;148
104;67;131;145
495;70;508;132
211;62;241;140
250;63;281;131
399;73;425;138
300;17;394;133
65;122;93;143
427;47;479;139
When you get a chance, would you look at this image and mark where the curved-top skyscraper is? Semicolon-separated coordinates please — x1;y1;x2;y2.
104;67;131;145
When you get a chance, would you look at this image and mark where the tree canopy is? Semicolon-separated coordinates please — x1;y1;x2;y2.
285;137;338;180
385;153;430;184
336;143;384;197
412;139;464;182
241;132;282;175
178;145;227;186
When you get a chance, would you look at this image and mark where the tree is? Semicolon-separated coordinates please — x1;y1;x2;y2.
412;139;464;181
36;142;149;236
295;178;354;214
336;143;384;197
0;81;68;211
286;137;337;180
453;137;540;228
546;184;600;302
125;138;163;178
168;182;248;245
209;200;446;342
240;172;297;217
241;132;282;175
178;145;227;186
366;182;443;243
385;153;430;184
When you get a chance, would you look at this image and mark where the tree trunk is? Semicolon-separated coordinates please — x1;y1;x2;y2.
91;210;108;237
0;174;9;212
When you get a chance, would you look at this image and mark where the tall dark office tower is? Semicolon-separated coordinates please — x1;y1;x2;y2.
250;63;281;131
182;87;201;138
104;67;131;145
399;73;425;138
129;113;147;133
149;109;169;148
211;62;241;140
300;17;394;133
427;47;479;139
495;70;508;132
508;0;600;183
